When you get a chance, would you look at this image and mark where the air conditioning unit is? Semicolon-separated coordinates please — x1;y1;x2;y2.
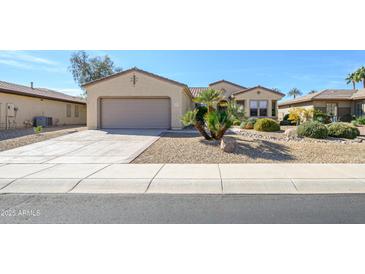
33;116;53;127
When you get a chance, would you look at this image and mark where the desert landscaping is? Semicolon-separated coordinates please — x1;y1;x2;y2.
133;128;365;164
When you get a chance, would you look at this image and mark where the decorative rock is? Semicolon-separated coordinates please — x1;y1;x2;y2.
220;138;236;153
284;128;297;138
237;128;364;144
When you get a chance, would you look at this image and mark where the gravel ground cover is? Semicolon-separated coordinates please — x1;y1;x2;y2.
133;131;365;163
0;126;86;152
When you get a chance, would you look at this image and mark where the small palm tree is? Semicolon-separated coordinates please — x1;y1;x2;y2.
345;72;357;89
355;66;365;88
182;89;238;141
288;88;302;99
308;90;317;94
193;89;223;112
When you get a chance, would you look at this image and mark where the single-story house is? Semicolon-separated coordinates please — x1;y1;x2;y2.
84;67;285;129
278;89;365;121
0;80;86;129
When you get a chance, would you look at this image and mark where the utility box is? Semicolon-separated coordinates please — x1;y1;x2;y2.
33;116;53;127
6;103;15;117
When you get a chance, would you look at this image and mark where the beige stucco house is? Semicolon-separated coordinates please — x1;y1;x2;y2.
84;67;285;130
84;68;193;130
0;81;86;129
278;89;365;122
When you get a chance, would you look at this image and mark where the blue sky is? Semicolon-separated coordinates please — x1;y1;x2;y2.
0;50;364;99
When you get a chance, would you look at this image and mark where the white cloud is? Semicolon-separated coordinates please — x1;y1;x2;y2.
0;59;34;69
0;50;65;71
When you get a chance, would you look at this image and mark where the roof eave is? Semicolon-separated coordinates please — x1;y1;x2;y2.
82;67;188;89
0;88;86;105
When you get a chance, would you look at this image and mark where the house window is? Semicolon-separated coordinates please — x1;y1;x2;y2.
250;100;268;117
326;103;338;121
272;100;277;116
66;104;71;118
259;100;268;116
250;100;258;116
75;105;79;118
355;102;365;117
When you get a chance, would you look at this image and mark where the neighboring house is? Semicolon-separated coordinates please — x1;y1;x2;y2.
0;81;86;129
278;89;365;121
191;82;284;118
83;67;285;130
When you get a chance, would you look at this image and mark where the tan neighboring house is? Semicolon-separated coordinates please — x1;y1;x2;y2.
278;89;365;122
83;67;285;130
0;81;86;129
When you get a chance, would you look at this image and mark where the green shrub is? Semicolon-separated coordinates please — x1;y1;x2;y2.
313;110;331;124
33;126;43;134
241;117;257;129
352;116;365;126
327;122;360;139
254;118;280;132
297;121;328;139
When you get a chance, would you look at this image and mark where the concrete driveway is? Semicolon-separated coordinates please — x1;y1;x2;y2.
0;129;163;164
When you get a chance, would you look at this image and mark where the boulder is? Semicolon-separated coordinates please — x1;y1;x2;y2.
357;126;365;136
220;138;236;153
284;128;297;138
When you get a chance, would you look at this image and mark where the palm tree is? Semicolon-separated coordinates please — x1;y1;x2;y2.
288;88;302;99
355;66;365;88
193;88;223;112
308;90;317;94
345;72;357;89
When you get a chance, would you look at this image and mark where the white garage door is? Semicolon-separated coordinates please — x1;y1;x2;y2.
100;98;171;129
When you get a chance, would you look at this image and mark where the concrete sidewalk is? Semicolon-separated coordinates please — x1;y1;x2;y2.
0;163;365;194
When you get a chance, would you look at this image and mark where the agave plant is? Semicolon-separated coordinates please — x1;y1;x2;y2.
181;89;241;140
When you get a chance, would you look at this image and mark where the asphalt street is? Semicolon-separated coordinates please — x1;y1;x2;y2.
1;194;365;223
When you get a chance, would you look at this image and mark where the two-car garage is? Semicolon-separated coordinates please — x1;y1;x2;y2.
84;67;192;130
100;98;171;129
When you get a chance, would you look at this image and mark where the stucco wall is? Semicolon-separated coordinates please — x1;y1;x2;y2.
0;92;86;129
278;100;355;120
313;101;352;108
85;70;192;129
234;87;283;118
209;82;243;99
278;102;315;120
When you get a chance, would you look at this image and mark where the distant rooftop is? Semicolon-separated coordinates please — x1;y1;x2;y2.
0;80;86;104
278;89;359;107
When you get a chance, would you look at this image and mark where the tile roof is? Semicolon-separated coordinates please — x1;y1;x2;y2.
278;89;357;107
351;88;365;100
315;89;357;100
0;80;86;104
209;80;247;89
189;87;209;97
